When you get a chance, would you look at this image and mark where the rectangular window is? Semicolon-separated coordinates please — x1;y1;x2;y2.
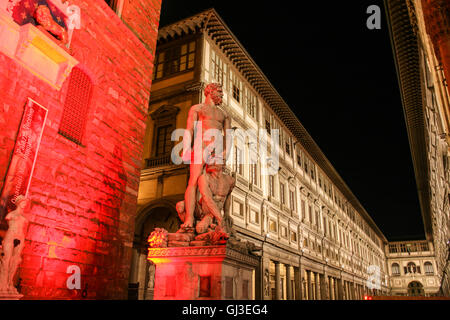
280;226;288;238
291;231;297;242
308;205;312;223
245;88;257;118
269;175;275;197
155;124;172;156
289;190;295;211
153;41;196;80
269;220;277;232
230;71;241;102
211;51;227;89
265;119;271;135
301;200;305;221
280;183;285;204
315;210;320;227
251;210;260;224
233;200;244;217
250;163;257;185
284;134;291;156
310;162;316;181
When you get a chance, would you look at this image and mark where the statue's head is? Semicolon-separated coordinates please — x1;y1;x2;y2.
204;82;223;105
15;195;28;209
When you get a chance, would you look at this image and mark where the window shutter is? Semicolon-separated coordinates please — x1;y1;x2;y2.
59;67;93;145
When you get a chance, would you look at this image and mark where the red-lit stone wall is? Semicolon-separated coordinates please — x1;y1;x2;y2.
121;0;162;54
0;0;161;299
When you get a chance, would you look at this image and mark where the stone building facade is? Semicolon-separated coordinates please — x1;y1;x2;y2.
0;0;161;299
386;240;440;296
131;9;390;300
385;0;450;296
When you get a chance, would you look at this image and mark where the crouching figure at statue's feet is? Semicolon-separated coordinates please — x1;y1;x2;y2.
171;162;235;246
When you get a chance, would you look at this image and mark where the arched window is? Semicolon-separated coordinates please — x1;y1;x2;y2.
59;66;93;145
391;263;400;276
424;262;434;275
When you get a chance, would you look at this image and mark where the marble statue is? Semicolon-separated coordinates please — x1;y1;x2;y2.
195;162;235;234
180;82;231;231
175;161;235;241
0;195;29;295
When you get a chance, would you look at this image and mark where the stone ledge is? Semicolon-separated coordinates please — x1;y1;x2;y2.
148;244;260;267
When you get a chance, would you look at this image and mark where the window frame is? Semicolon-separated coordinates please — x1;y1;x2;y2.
152;39;197;81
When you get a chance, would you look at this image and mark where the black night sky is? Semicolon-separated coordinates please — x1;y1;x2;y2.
159;0;424;241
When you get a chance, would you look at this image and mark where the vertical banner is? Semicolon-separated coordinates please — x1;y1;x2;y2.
0;98;48;220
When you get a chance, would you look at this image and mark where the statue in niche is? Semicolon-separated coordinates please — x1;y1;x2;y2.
147;261;156;289
179;82;231;231
264;269;270;297
0;195;29;295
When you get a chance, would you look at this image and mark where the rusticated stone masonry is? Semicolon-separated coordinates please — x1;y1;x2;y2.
0;0;161;299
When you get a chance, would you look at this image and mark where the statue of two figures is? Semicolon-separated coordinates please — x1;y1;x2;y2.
148;83;238;247
0;195;28;297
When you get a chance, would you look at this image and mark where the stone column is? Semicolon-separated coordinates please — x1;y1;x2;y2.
307;270;312;300
136;249;148;300
286;264;292;300
320;274;328;300
334;278;339;300
294;267;301;300
329;277;334;300
351;282;355;300
315;272;321;300
311;271;316;300
337;279;344;300
275;261;281;300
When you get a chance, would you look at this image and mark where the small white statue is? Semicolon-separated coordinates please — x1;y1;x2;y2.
0;195;29;295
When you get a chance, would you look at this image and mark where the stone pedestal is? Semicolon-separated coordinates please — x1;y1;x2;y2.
0;291;23;300
148;244;259;300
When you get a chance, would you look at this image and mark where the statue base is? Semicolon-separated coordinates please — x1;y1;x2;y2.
147;244;259;300
0;291;23;300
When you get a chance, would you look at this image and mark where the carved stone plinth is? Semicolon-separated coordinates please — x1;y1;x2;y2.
147;244;259;300
0;291;23;300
